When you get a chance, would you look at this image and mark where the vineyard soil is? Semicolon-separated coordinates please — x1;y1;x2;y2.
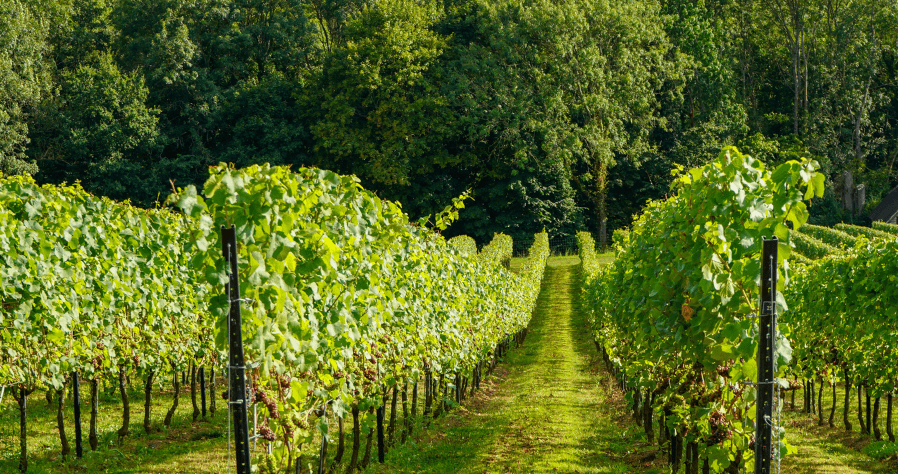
0;380;228;472
780;388;895;473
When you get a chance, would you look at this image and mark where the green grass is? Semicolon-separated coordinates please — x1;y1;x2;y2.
362;256;662;474
0;376;231;473
510;251;613;274
594;251;615;266
778;384;898;473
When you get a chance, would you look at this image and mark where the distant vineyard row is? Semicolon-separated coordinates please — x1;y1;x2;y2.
579;147;898;473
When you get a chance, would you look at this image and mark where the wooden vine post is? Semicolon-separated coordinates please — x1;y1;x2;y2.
222;225;252;474
754;237;778;474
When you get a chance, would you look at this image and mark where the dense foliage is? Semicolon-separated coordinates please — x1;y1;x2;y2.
2;0;895;241
796;224;857;249
872;221;898;235
783;237;898;434
0;164;548;471
792;231;840;260
0;175;209;391
580;147;823;471
835;223;898;241
170;163;549;470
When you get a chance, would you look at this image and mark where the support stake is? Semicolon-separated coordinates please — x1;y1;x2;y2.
72;372;83;458
754;237;778;474
222;225;252;474
200;367;207;418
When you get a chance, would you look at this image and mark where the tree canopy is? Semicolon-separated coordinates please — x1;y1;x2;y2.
2;0;896;238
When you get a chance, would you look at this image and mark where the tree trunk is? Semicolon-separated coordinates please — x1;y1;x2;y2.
873;396;882;440
852;81;872;171
643;390;654;443
804;380;810;413
423;371;432;417
164;371;180;428
829;381;836;428
866;389;872;435
199;367;206;418
117;366;130;438
633;389;642;426
387;386;398;446
360;407;374;469
672;433;682;472
15;387;31;473
595;161;608;247
858;385;867;433
89;379;99;450
56;382;70;458
346;406;360;474
658;409;669;446
143;371;155;434
810;380;816;414
410;382;418;437
817;379;825;425
433;374;444;418
471;365;479;396
190;363;199;422
401;384;409;444
888;394;894;442
209;366;216;417
330;415;345;469
442;378;449;413
844;380;853;431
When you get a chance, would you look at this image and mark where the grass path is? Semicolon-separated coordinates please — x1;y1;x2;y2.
778;391;895;473
364;256;660;474
366;255;896;474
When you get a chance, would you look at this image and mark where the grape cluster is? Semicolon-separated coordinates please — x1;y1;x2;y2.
706;409;731;445
258;425;276;441
291;414;309;431
253;384;280;419
361;368;378;382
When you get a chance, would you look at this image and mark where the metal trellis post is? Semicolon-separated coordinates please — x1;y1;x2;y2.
222;225;252;474
754;237;778;474
72;371;83;458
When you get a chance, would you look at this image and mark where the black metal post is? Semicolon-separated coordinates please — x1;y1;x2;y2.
199;367;207;418
755;237;778;474
377;404;385;463
72;372;83;458
222;225;252;474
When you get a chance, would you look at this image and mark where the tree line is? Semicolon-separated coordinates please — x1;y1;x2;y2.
1;0;896;244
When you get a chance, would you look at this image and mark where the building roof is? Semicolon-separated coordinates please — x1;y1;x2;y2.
870;184;898;223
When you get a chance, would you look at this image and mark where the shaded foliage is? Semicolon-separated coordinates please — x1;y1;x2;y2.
3;0;896;233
